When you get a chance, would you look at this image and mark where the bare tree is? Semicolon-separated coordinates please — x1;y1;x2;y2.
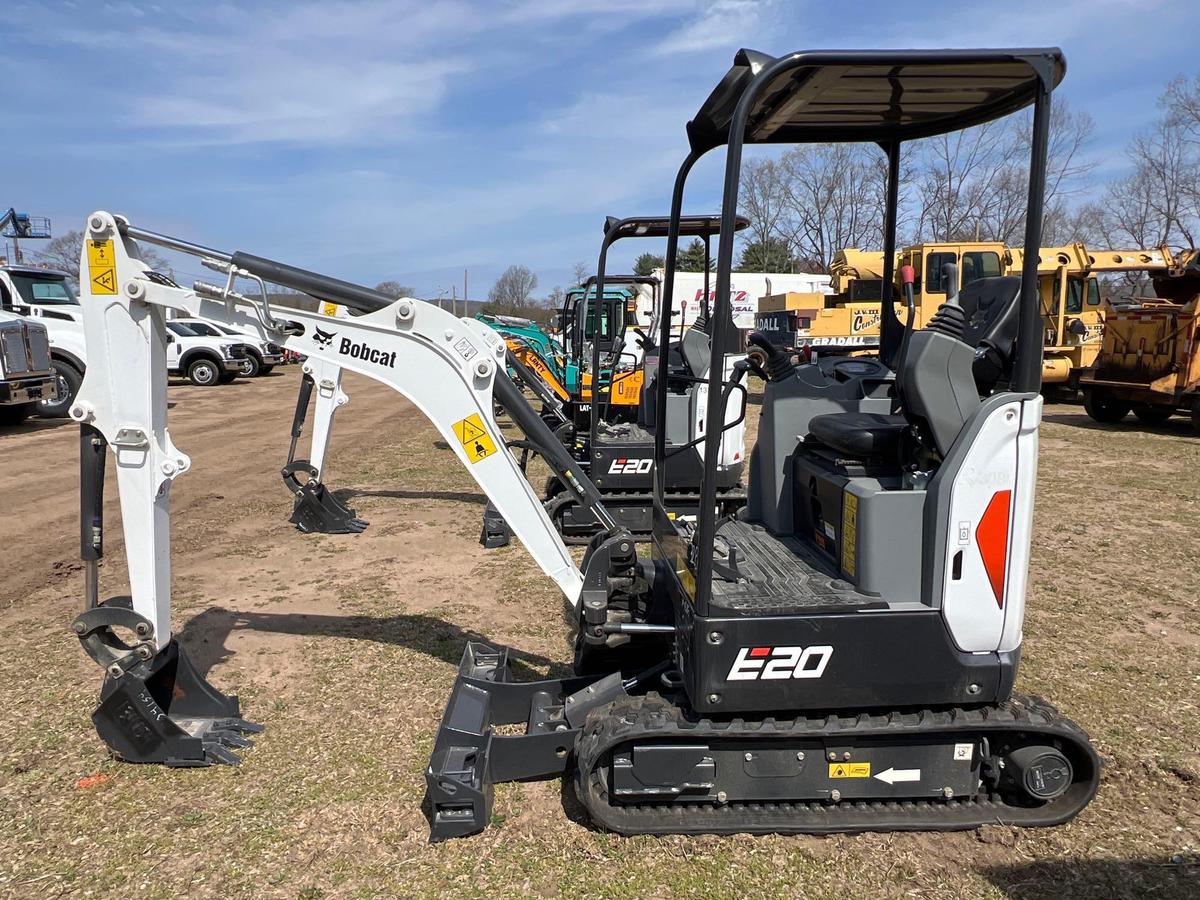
730;99;1094;265
738;156;790;269
488;264;538;313
375;280;416;299
776;144;890;272
36;229;172;285
912;104;1094;244
571;261;589;285
1093;87;1200;250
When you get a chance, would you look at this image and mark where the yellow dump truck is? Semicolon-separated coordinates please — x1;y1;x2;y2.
1079;249;1200;432
755;241;1171;388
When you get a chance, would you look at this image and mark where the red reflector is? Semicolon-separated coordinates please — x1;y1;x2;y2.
976;490;1012;608
749;647;772;658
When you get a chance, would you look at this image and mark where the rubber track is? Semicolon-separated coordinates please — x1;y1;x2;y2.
575;692;1100;835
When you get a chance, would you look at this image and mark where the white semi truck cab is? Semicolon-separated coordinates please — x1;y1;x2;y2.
0;266;84;418
0;310;58;424
0;265;253;413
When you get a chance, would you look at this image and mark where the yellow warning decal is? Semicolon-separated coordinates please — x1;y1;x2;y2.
828;762;871;779
86;240;117;295
452;413;497;464
321;301;340;318
841;492;858;577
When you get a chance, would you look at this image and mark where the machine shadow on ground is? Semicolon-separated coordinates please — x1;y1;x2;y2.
334;486;488;505
982;857;1198;899
176;606;567;680
1041;411;1196;437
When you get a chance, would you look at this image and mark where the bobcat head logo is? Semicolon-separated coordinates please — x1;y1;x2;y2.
312;327;336;349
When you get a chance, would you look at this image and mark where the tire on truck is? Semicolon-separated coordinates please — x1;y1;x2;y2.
185;354;223;387
1081;387;1130;424
1132;404;1174;425
239;353;261;378
38;358;84;419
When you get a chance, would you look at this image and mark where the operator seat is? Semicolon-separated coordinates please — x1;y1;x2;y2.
805;275;1024;462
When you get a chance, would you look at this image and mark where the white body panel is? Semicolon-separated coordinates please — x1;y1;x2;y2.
71;211;583;648
304;355;348;477
939;397;1040;654
689;353;747;472
999;396;1041;653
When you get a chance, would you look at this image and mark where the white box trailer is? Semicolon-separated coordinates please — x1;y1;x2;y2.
639;269;831;334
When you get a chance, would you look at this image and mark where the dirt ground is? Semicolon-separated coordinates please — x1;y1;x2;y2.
0;366;1196;899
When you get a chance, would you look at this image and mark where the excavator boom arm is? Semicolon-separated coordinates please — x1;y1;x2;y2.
71;211;584;649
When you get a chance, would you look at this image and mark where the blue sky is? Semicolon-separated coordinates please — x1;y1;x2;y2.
4;0;1195;299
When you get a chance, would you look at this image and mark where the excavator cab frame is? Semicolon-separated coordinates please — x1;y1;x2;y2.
429;46;1098;841
653;48;1063;603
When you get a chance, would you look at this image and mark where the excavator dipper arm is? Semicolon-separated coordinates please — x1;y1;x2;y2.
68;211;606;766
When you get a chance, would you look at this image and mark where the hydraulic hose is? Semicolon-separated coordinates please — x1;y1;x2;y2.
491;371;617;532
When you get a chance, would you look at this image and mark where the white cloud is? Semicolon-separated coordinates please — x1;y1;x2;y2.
654;0;774;56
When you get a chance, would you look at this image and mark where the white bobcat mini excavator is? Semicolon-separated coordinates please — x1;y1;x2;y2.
67;216;643;765
282;214;754;544
424;46;1100;839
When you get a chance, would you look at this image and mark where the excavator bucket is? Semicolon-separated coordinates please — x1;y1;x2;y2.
282;462;368;534
75;600;262;766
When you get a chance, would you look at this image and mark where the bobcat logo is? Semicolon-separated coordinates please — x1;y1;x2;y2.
312;327;336;349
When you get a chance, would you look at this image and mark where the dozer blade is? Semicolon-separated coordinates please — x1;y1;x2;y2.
91;639;263;767
424;642;614;841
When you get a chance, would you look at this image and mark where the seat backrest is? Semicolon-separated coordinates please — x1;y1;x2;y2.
679;324;710;378
958;275;1022;391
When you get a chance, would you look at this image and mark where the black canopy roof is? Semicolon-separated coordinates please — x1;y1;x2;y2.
602;214;750;240
686;48;1065;154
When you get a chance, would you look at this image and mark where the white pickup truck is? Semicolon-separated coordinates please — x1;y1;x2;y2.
163;320;249;385
0;311;58;424
0;265;252;413
171;317;284;377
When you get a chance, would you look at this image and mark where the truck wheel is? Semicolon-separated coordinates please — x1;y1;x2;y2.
1192;397;1200;436
259;364;275;375
1082;388;1130;424
218;370;239;384
38;360;83;418
239;354;261;378
0;402;35;426
187;357;221;386
1133;405;1174;425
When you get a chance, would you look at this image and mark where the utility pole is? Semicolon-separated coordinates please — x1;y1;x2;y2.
451;284;457;318
463;268;469;315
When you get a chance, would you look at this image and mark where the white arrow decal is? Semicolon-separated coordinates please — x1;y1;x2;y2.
874;767;921;784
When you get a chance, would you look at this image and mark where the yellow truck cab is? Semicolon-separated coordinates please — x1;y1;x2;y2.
756;242;1005;352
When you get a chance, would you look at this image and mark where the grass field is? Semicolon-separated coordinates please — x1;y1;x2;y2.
0;368;1196;898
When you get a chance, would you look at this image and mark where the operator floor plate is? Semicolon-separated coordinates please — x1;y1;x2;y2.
709;519;884;615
